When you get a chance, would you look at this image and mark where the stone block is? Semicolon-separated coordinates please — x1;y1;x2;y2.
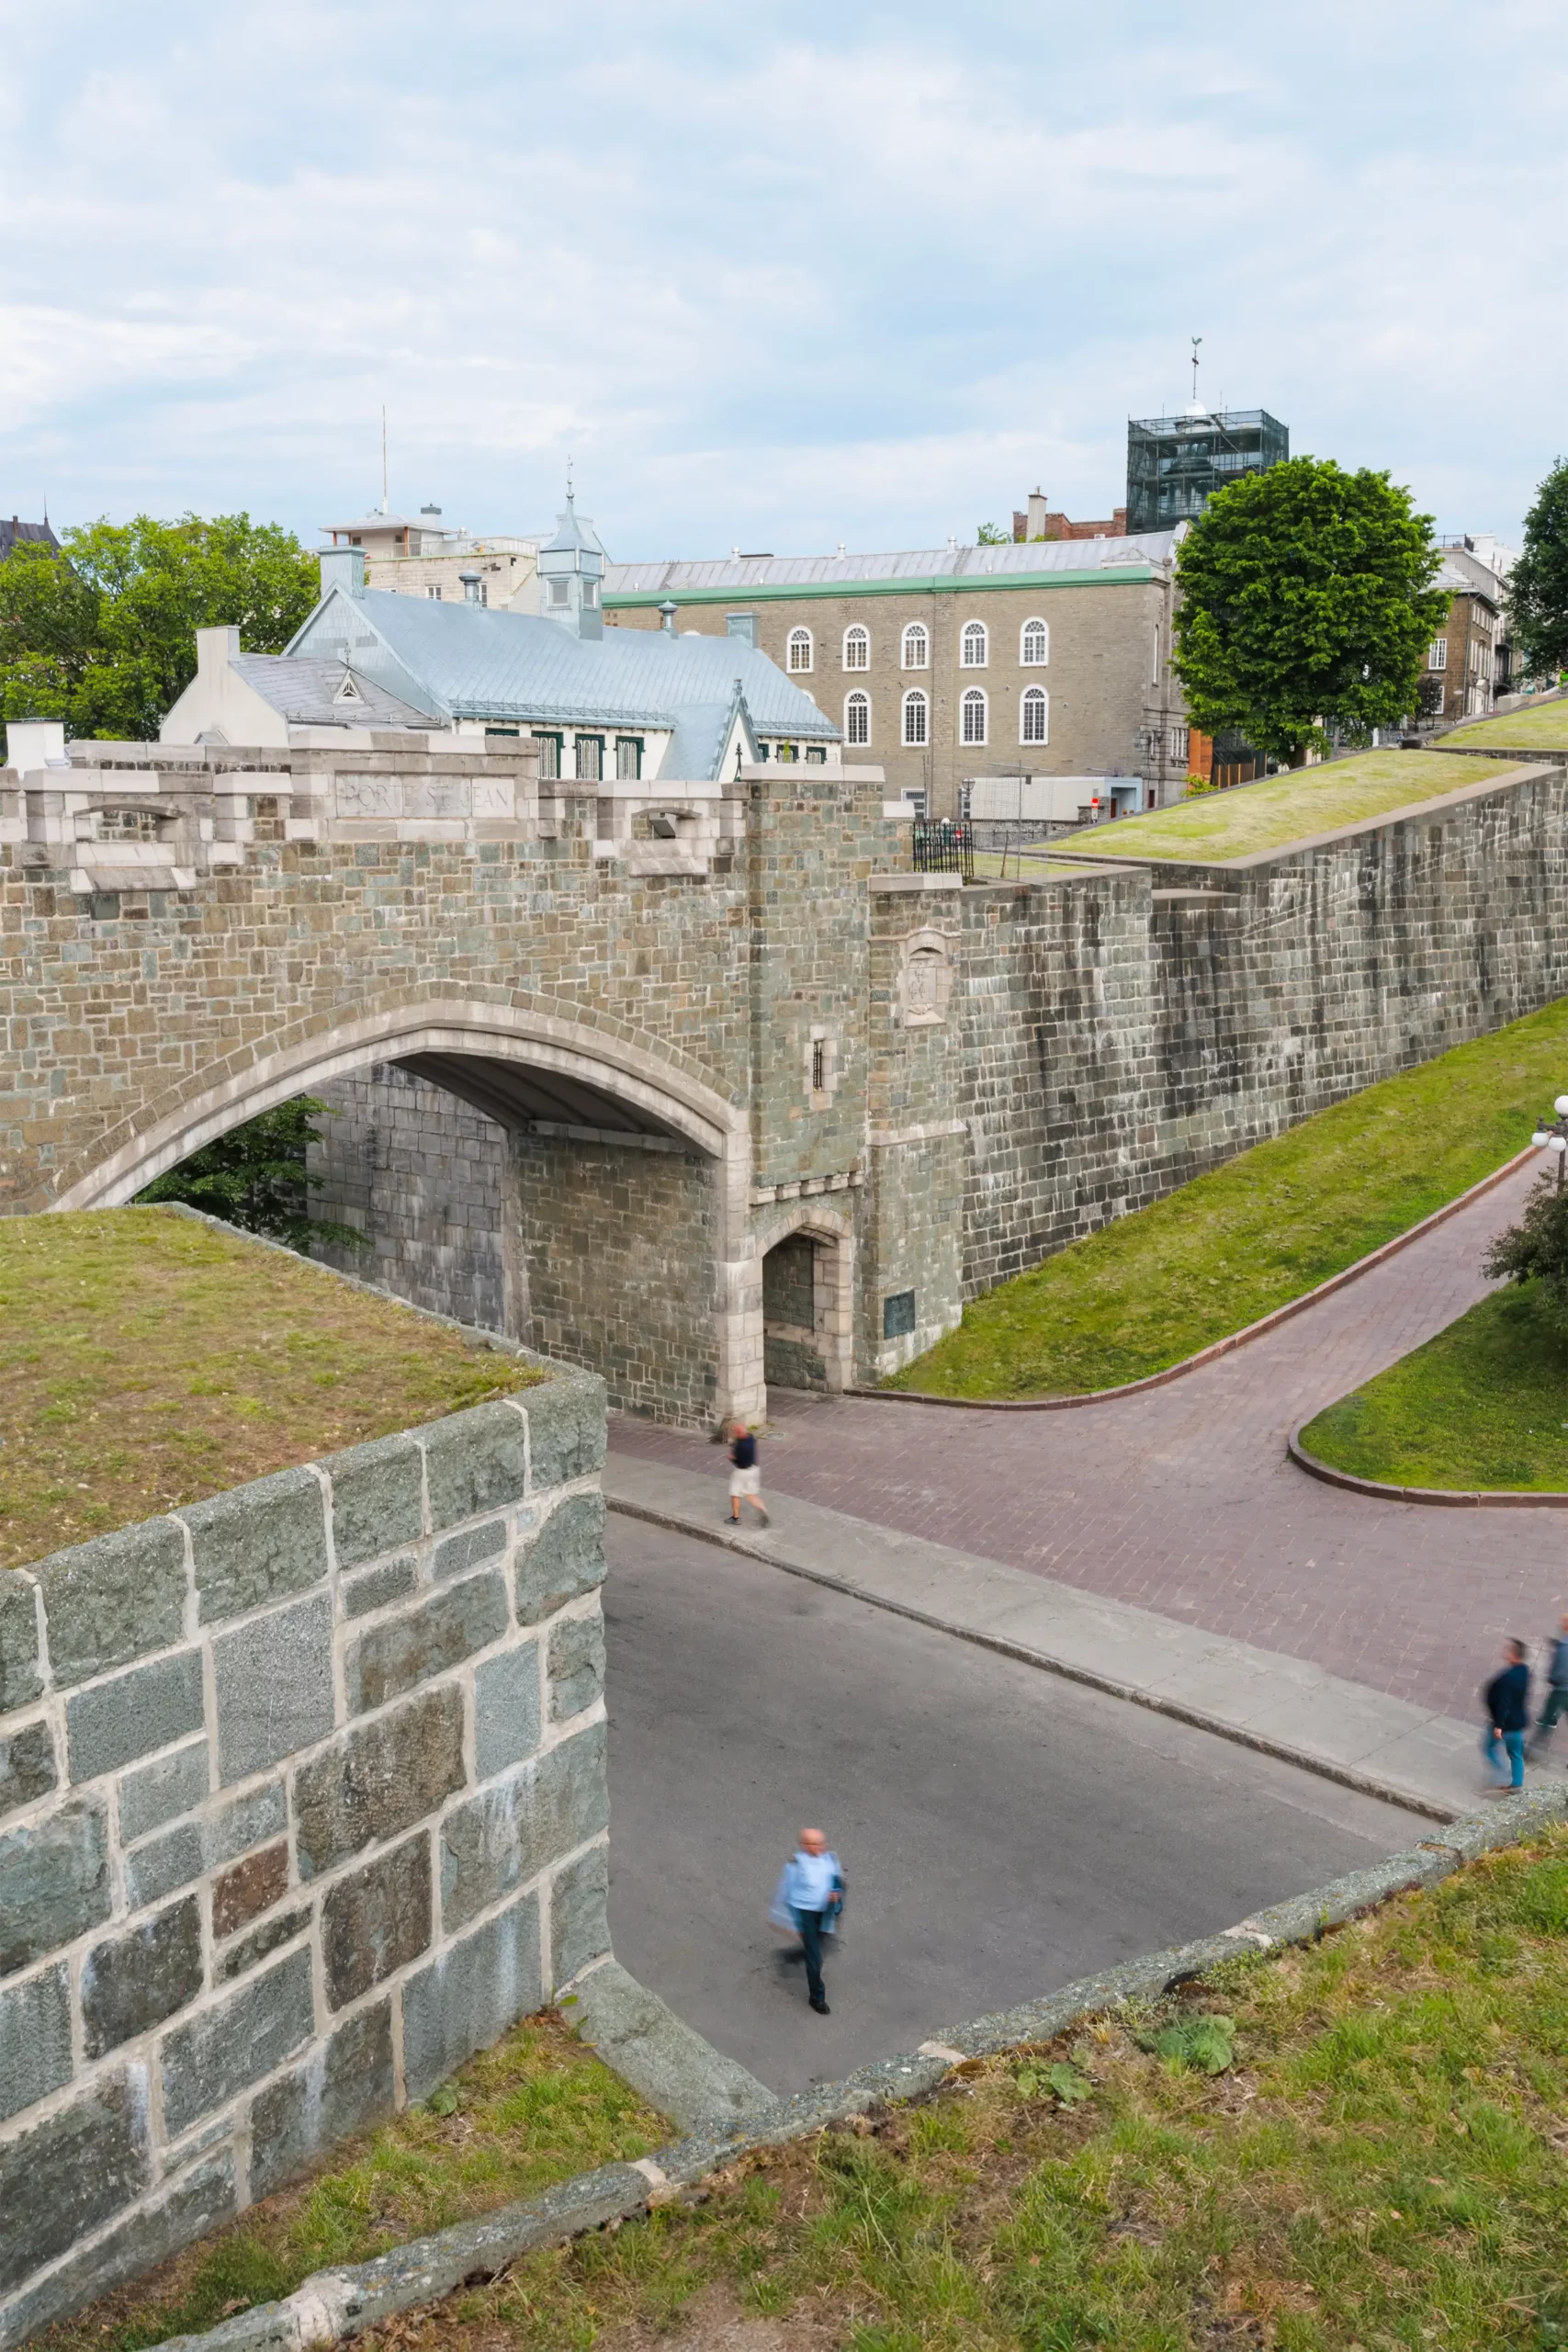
473;1642;541;1782
344;1571;508;1713
433;1519;507;1581
0;1962;73;2124
0;2151;235;2349
321;1834;432;2010
550;1842;610;1987
514;1496;606;1625
218;1905;311;1984
294;1684;466;1879
82;1895;204;2059
34;1521;187;1690
401;1892;542;2104
118;1738;209;1846
213;1841;289;1939
0;1573;41;1713
0;1717;57;1822
440;1723;607;1935
524;1375;607;1492
248;1999;395;2200
180;1466;329;1625
213;1591;335;1784
0;2067;151;2299
124;1781;286;1913
0;1800;110;1978
423;1401;527;1532
325;1433;426;1571
548;1612;605;1721
160;1949;313;2137
65;1647;205;1784
124;1823;203;1913
343;1556;418;1619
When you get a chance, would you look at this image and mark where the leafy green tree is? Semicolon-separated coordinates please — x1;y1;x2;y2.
135;1098;367;1255
1483;1173;1568;1336
976;522;1010;545
1172;457;1449;764
0;513;319;741
1507;458;1568;681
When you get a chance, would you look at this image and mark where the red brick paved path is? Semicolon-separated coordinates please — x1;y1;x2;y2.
612;1157;1567;1723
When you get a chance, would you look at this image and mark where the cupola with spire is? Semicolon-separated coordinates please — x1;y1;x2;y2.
536;485;607;640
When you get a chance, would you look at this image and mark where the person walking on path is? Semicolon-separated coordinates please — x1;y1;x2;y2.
1528;1612;1568;1759
1482;1637;1531;1793
771;1826;845;2015
727;1418;769;1528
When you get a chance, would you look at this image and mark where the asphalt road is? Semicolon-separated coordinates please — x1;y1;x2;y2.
603;1516;1428;2096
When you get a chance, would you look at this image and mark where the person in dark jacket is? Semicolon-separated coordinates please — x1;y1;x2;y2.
727;1418;769;1528
1528;1612;1568;1758
1482;1636;1531;1792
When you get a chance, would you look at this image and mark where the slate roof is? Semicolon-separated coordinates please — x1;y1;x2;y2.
0;516;61;561
231;654;435;730
604;529;1180;598
287;587;838;769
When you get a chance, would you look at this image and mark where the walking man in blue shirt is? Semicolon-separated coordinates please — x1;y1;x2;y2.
1528;1612;1568;1758
1482;1637;1531;1794
772;1826;845;2015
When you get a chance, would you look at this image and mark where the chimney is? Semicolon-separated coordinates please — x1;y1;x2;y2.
658;599;679;636
1027;489;1049;541
196;625;242;677
459;570;482;606
319;547;367;599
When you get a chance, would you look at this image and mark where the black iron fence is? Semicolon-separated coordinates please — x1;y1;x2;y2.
912;819;975;882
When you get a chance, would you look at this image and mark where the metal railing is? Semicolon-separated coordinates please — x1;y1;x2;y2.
912;819;975;882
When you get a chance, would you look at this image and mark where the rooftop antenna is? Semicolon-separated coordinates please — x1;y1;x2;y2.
1190;336;1202;407
380;407;389;514
566;452;574;504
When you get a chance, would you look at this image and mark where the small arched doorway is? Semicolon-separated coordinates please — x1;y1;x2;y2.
760;1216;852;1395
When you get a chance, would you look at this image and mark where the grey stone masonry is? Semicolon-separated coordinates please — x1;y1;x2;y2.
0;1345;611;2350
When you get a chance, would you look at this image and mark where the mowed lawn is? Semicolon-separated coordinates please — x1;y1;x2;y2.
136;1826;1568;2352
1056;748;1499;865
1447;697;1568;751
1300;1283;1568;1493
0;1208;534;1569
888;997;1568;1399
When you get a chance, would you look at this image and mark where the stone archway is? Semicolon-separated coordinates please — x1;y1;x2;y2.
757;1205;855;1396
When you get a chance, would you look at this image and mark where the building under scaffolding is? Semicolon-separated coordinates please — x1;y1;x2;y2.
1125;407;1289;534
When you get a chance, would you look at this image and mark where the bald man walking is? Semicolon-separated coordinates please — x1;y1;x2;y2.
771;1826;845;2015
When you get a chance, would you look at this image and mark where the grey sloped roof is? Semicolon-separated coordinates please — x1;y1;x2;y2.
1434;557;1499;605
604;529;1179;597
287;588;837;766
231;655;435;729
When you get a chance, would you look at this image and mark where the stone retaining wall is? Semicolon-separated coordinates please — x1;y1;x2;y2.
0;1362;610;2349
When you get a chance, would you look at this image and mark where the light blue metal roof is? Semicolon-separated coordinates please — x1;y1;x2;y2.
286;588;837;772
604;529;1180;599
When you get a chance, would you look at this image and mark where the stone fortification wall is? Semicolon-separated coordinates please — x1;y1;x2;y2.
948;760;1568;1300
0;1364;610;2349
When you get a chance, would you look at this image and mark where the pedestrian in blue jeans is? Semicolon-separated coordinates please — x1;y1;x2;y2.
1527;1612;1568;1759
770;1827;845;2015
1482;1637;1531;1793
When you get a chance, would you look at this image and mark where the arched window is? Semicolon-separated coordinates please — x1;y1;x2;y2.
902;689;929;747
787;627;814;673
1020;685;1049;746
901;622;929;671
1021;616;1049;666
844;690;871;747
961;619;988;669
961;687;987;746
842;625;870;671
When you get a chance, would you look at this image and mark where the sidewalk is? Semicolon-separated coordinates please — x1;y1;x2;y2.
604;1453;1495;1820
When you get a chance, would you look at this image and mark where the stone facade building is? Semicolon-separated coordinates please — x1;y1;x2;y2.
602;533;1192;819
321;503;543;612
1425;556;1502;721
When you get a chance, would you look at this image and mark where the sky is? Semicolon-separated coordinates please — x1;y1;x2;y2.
1;1;1564;563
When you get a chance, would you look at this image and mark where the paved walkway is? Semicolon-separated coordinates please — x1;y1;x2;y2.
611;1155;1566;1724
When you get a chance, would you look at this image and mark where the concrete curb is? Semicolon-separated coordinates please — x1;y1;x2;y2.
605;1487;1467;1823
149;1781;1568;2352
1287;1421;1568;1509
567;1959;775;2131
847;1145;1538;1410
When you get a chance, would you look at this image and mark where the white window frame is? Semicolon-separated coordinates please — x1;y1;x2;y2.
843;689;871;747
961;686;987;746
1020;616;1049;666
1429;639;1448;671
902;688;929;747
1019;685;1049;746
842;624;870;671
787;627;814;673
960;618;988;669
901;622;929;671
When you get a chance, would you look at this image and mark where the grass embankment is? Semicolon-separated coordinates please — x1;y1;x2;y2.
888;997;1568;1399
0;1207;534;1569
1047;749;1499;865
1447;698;1568;751
83;1826;1568;2352
39;2013;662;2352
1301;1285;1568;1492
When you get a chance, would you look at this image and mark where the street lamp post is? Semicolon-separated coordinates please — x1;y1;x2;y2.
1530;1093;1568;1188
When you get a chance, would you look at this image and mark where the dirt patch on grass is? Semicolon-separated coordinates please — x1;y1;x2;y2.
0;1207;538;1569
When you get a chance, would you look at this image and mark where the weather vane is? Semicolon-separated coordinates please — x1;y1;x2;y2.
566;452;574;502
1190;336;1202;405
